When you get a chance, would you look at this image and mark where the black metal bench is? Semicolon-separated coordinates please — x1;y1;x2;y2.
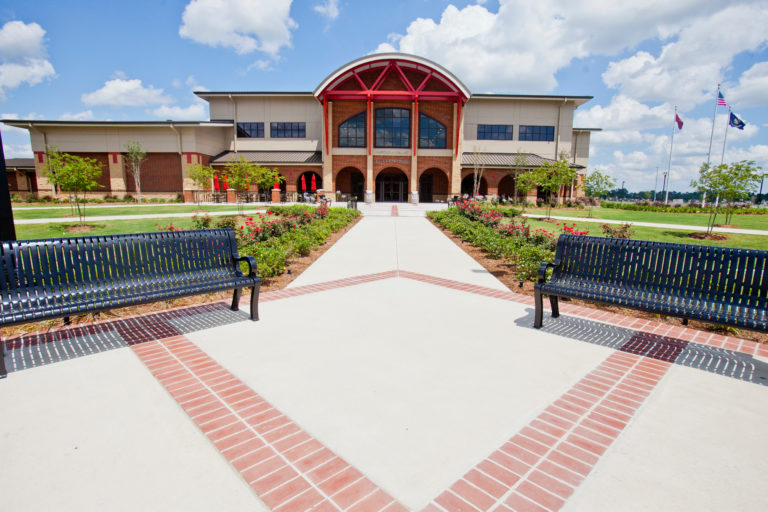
534;234;768;332
1;228;260;377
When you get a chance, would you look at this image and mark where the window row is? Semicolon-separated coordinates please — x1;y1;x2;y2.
477;124;555;142
338;109;447;149
235;122;306;138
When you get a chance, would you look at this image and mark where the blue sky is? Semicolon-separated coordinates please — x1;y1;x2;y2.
1;0;767;192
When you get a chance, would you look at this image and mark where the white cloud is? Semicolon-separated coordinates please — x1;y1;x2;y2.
727;62;768;109
374;0;730;93
314;0;340;20
151;103;207;120
179;0;297;57
82;78;173;107
59;110;94;121
0;21;55;100
1;142;32;158
246;59;274;72
575;95;671;147
602;4;768;108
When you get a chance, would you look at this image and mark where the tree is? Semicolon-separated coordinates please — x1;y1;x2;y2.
44;149;103;224
470;145;486;198
221;156;285;192
188;163;215;190
583;169;615;217
124;141;147;202
691;160;764;234
512;152;531;210
526;158;578;218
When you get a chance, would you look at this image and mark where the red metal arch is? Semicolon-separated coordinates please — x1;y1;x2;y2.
317;56;468;157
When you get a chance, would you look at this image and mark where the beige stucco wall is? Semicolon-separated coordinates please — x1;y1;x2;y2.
463;98;575;160
208;95;323;152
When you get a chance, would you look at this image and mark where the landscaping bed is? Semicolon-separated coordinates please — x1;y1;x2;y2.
1;206;361;338
429;201;767;344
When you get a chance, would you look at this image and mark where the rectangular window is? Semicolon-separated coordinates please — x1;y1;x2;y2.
270;122;306;138
519;125;555;141
477;124;513;140
236;122;264;138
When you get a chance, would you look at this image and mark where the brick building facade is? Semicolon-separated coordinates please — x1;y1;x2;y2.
4;54;598;203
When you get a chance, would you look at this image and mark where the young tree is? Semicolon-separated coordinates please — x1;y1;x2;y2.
527;159;578;218
583;169;615;217
470;145;486;198
691;160;764;234
188;163;215;190
515;171;536;212
124;141;147;202
44;149;103;224
252;166;285;192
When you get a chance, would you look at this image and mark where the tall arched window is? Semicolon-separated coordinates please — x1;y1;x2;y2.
375;108;410;148
418;113;446;148
338;112;366;147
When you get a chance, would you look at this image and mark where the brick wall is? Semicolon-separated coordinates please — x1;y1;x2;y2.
125;153;182;193
71;152;111;192
7;171;18;191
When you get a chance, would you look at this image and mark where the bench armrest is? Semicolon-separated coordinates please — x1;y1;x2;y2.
537;259;560;284
234;255;259;278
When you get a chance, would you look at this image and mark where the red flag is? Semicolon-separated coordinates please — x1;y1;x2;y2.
311;174;317;191
675;113;684;130
301;174;306;191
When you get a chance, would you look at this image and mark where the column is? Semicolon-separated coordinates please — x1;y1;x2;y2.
410;100;419;203
108;152;127;195
450;103;462;196
366;99;374;203
322;100;333;197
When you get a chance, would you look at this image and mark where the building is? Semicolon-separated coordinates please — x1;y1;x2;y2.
3;54;598;203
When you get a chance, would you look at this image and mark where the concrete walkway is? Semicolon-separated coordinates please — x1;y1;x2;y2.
2;213;768;511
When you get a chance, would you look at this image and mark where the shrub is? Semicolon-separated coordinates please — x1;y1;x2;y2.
192;214;213;229
214;215;238;230
510;244;555;282
601;223;635;238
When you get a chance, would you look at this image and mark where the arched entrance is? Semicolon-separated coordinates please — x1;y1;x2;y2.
376;168;408;202
461;175;488;196
498;174;517;199
419;168;449;203
297;171;322;193
335;167;365;201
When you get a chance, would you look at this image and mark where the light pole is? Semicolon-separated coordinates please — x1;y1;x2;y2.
653;166;659;201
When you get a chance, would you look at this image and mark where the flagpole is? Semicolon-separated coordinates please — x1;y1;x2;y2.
665;106;677;204
720;107;731;165
703;84;720;206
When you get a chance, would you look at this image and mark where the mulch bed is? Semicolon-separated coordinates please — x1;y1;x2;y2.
429;218;767;345
688;232;729;241
0;216;362;339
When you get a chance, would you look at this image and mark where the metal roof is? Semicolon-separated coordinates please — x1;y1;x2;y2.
210;151;322;165
2;120;230;128
461;152;584;169
5;158;35;168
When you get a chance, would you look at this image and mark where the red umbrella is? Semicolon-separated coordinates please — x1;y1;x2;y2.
213;174;219;191
273;180;279;190
310;174;317;191
301;174;307;191
222;176;229;189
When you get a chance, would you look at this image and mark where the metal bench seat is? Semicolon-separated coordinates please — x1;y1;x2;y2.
0;228;260;329
534;235;768;332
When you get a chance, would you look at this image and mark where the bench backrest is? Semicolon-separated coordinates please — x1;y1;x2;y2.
0;228;240;293
552;234;768;309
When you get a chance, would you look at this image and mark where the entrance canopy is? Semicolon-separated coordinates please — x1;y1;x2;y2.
314;53;470;103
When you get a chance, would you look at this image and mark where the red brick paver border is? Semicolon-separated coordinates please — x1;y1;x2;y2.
132;336;405;512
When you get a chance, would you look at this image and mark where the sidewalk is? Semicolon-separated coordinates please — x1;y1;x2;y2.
2;213;767;511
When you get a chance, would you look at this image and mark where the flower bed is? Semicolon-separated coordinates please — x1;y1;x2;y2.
430;199;587;282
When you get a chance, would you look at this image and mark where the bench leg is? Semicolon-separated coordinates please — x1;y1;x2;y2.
534;288;544;328
63;316;71;326
0;340;6;379
249;283;260;321
682;318;688;326
550;296;560;318
231;288;242;311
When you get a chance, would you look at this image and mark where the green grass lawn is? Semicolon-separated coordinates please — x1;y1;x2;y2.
15;217;201;240
11;203;266;220
518;217;768;251
512;206;768;231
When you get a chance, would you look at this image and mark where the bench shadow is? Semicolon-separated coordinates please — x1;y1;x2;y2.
2;302;249;375
513;309;768;387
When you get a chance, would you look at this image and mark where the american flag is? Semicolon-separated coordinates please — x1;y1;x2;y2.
717;91;727;106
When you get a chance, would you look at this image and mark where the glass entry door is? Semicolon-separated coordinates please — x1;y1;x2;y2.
376;172;408;202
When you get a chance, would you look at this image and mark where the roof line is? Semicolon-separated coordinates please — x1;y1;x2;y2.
2;120;232;127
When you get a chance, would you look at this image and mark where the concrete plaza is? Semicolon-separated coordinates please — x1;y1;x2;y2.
2;205;767;511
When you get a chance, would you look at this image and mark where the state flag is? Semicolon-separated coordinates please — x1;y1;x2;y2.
729;112;745;130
